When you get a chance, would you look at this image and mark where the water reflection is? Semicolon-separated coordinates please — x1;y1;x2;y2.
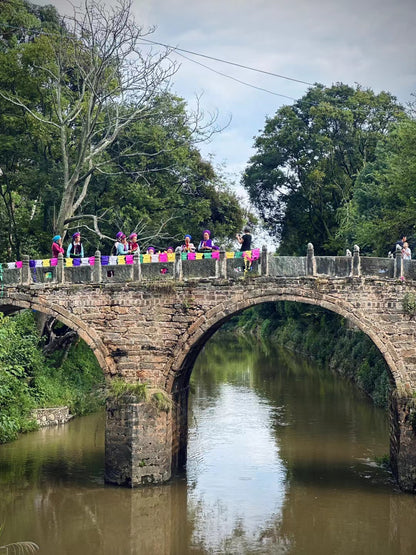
1;332;416;554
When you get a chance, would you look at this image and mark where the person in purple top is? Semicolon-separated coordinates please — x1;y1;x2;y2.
198;230;219;252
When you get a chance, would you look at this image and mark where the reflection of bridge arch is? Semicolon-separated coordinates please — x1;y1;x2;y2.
0;296;113;375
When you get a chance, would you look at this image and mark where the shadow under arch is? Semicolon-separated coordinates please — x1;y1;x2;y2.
0;295;114;376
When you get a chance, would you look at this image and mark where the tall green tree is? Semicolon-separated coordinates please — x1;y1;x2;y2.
337;113;416;255
242;83;404;254
0;0;62;258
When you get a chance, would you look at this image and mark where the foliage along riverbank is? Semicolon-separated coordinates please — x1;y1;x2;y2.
0;310;104;444
227;302;391;410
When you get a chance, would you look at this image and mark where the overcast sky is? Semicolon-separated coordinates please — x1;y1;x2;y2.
35;0;416;186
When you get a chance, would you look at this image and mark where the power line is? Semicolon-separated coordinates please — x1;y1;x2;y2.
140;37;315;87
0;20;314;96
174;50;297;100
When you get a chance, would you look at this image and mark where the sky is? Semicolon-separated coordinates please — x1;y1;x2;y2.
34;0;416;221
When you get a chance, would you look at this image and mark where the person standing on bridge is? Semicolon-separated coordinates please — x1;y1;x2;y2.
116;234;129;255
402;242;411;259
52;235;64;258
66;232;84;258
182;234;195;253
128;233;139;253
236;226;253;272
198;230;219;252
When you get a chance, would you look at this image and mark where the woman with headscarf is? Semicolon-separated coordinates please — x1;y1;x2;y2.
181;234;195;253
66;232;84;258
116;234;129;255
128;233;139;253
52;235;65;258
198;230;219;252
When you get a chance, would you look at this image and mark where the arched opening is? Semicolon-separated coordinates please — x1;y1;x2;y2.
168;295;401;489
0;297;110;443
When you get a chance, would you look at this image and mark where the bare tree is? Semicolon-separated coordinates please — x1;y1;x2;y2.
0;0;179;237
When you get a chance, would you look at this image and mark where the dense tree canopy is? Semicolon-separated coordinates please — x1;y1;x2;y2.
337;114;416;255
242;83;405;254
0;0;248;259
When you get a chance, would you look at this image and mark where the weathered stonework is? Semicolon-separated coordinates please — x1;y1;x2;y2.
2;248;416;490
31;406;73;427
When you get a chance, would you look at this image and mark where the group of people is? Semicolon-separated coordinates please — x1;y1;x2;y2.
51;227;253;260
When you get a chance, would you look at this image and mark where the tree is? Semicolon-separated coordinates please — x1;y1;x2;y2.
242;83;404;254
0;0;63;258
338;111;416;255
0;0;181;238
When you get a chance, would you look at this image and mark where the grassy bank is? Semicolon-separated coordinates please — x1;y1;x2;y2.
0;311;105;443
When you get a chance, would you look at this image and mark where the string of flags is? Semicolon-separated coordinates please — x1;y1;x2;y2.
1;249;260;269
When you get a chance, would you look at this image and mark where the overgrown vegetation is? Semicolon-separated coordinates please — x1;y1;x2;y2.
105;378;171;412
0;310;104;443
226;302;392;409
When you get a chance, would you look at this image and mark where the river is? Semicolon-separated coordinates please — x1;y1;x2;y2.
1;332;416;554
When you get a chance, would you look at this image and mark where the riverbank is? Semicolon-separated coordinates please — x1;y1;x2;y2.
0;310;105;443
226;301;391;409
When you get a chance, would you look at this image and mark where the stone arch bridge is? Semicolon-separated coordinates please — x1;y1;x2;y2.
1;244;416;492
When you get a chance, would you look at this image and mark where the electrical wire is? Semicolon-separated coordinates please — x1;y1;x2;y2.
140;37;315;86
173;50;297;100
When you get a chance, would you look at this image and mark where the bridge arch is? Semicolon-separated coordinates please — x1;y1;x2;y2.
0;295;114;375
167;288;404;395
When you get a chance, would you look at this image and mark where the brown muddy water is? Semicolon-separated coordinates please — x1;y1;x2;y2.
1;333;416;554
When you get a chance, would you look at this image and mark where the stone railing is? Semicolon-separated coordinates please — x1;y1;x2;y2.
0;244;415;287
